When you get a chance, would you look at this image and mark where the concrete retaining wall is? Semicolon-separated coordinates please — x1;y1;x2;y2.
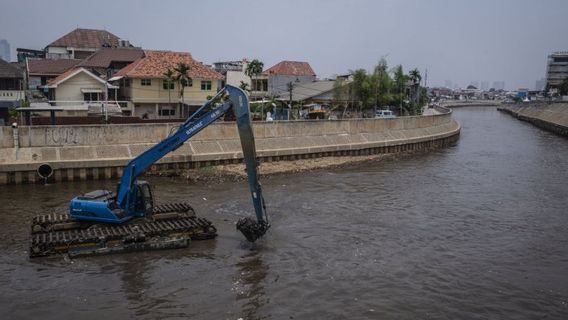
440;100;501;108
498;103;568;136
0;107;460;184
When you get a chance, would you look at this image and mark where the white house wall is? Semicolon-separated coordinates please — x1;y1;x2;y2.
55;72;105;104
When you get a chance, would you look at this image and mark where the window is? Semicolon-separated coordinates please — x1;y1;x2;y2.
201;80;212;91
252;79;268;91
163;80;174;90
159;106;176;117
83;92;99;101
141;79;152;86
181;78;193;87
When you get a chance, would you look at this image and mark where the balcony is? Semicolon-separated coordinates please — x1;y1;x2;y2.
0;90;25;101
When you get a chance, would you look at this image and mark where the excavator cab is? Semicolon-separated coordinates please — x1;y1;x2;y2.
132;180;154;217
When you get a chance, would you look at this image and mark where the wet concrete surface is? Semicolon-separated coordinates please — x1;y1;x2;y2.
1;107;567;319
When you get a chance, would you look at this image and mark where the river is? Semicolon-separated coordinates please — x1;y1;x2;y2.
1;107;567;319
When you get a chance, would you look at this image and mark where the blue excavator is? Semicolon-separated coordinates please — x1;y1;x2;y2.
30;85;269;257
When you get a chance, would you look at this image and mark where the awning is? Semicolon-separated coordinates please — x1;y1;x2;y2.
81;88;103;93
108;76;124;82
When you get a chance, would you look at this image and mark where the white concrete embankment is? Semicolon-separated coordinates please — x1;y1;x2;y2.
0;107;460;184
498;102;568;136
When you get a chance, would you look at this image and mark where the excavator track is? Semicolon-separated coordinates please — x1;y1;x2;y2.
29;202;217;258
31;202;196;234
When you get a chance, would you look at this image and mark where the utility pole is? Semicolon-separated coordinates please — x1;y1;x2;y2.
288;81;293;120
400;81;403;116
103;81;108;123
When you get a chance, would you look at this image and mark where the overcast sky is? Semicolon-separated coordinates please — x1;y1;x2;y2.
1;0;567;90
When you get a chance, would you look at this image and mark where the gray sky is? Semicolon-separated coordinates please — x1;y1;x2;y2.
1;0;567;90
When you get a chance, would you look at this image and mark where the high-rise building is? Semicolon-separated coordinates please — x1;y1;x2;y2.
0;39;10;61
492;81;505;90
546;52;568;92
535;78;546;91
480;81;489;91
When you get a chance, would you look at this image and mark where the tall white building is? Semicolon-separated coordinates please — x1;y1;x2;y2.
546;52;568;91
0;39;10;61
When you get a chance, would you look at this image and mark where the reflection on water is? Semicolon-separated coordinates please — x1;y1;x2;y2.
1;107;568;319
234;250;269;320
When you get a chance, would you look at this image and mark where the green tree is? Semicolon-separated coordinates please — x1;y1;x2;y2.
239;80;250;92
245;59;264;95
372;59;394;109
351;69;374;114
175;62;192;108
333;77;354;117
393;65;408;115
407;68;423;115
163;68;175;108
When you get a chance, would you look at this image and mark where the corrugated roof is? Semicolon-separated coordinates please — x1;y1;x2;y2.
79;48;145;68
48;28;120;48
275;80;341;101
263;60;316;76
114;50;223;79
0;58;23;78
27;58;82;75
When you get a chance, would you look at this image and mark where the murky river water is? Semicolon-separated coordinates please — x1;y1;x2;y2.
1;107;567;319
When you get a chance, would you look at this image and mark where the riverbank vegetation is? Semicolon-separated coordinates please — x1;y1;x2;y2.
333;59;428;116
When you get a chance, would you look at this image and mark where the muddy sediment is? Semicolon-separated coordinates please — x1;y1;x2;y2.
149;151;426;183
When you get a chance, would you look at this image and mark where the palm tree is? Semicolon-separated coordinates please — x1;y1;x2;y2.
409;69;422;106
174;62;191;111
409;68;421;86
163;68;175;109
245;59;264;95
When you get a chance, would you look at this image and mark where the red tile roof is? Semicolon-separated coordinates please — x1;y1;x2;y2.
79;48;145;68
114;50;223;79
263;60;316;76
27;59;82;75
48;28;120;49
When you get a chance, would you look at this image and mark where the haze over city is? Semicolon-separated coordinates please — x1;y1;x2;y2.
1;0;567;90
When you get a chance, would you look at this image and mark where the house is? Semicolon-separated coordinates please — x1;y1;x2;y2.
45;28;125;60
26;58;81;92
111;50;223;119
0;58;25;124
78;47;145;79
252;60;316;98
213;59;250;89
41;67;119;116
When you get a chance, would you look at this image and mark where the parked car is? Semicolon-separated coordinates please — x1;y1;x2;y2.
375;110;396;118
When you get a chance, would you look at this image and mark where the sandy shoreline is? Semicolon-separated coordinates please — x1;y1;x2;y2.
148;151;423;183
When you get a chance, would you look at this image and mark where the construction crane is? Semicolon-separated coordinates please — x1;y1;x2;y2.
30;85;269;257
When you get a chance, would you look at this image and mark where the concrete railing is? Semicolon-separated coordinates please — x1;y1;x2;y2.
0;109;460;184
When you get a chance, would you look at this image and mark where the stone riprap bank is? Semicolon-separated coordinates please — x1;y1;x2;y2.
498;102;568;136
0;107;460;184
